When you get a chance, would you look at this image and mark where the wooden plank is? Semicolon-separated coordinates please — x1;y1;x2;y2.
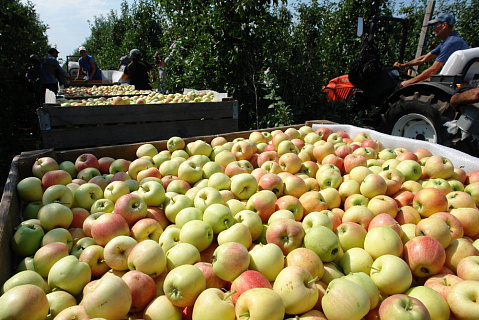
39;101;238;127
41;118;239;149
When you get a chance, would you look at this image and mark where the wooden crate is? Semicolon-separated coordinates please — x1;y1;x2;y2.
0;120;335;287
37;100;239;150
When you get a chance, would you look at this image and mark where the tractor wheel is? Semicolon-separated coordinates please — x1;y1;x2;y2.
383;92;455;145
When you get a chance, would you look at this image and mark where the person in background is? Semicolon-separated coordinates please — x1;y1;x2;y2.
25;54;43;108
76;46;102;82
40;48;70;100
394;13;469;87
121;49;156;90
153;51;168;91
118;55;131;72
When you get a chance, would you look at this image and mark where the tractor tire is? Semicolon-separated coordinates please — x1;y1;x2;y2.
382;92;455;146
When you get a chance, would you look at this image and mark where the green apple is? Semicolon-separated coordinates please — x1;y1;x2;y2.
234;287;285;320
406;285;450;320
396;159;422;181
193;186;224;212
45;290;77;319
103;180;130;202
364;226;403;259
322;278;370;320
73;182;104;210
163;264;206;307
370;254;413;295
304;225;341;262
249;243;285;281
11;223;44;257
202;203;236;234
339;247;374;275
38;202;73;231
217;222;252;248
159;226;181;253
143;295;182;320
165;242;201;271
16;176;43;202
22;201;44;220
179;220;213;252
42;184;74;208
174;207;203;228
343;272;380;310
137;180;166;207
230;173;258;200
2;269;48;294
128;239;166;277
167;136;186;152
42;228;74;251
48;255;91;296
90;198;115;214
234;209;263;241
192;288;235;320
164;193;194;223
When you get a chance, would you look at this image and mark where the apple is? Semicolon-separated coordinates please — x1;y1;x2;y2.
230;173;258;200
234;287;285;320
82;273;132;319
59;160;78;179
360;173;387;198
32;156;59;179
379;294;431;320
212;242;250;282
11;223;45;257
130;217;163;242
341;205;375;229
202;203;236;234
322;278;370;320
245;189;277;222
179;220;214;252
159;226;181;253
113;193;148;226
412;187;448;218
75;153;99;172
163;264;206;307
343;272;379;310
109;158;131;174
449;207;479;237
415;217;452;248
336;221;367;251
194;262;227;289
217;222;252;248
0;284;49;320
369;254;413;295
364;226;403;259
339;247;374;275
192;288;235;320
405;285;450;320
447;280;479;320
304;225;340;262
70;236;96;258
2;269;49;294
395;205;421;225
424;273;463;300
445;238;479;274
121;270;157;313
248;243;285;281
424;155;454;179
193;186;224;212
90;212;130;246
395;159;422;181
41;228;73;251
275;195;304;221
73;182;103;210
143;294;182;319
285;247;324;279
403;235;446;278
48;255;91;296
273;265;319;315
266;217;305;255
235;209;263;241
464;182;479;207
230;270;272;304
90;198;115;214
128;239;167;277
45;290;78;319
78;244;109;278
103;235;138;271
456;256;479;281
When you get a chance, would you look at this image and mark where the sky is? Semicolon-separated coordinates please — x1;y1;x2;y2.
28;0;135;60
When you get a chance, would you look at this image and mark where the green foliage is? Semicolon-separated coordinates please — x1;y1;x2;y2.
0;0;48;190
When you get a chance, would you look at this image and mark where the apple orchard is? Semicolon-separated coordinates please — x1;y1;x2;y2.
3;125;479;320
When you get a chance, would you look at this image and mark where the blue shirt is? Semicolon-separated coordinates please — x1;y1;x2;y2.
430;32;469;63
78;54;102;80
40;54;69;85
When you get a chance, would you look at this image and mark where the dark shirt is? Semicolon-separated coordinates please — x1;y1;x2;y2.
430;32;469;63
124;60;154;90
40;54;69;85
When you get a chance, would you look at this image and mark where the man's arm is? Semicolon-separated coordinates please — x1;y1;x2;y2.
89;60;97;80
450;88;479;110
400;60;444;87
394;52;437;69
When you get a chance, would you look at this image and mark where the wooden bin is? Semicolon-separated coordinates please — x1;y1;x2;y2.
0;120;335;287
37;99;239;150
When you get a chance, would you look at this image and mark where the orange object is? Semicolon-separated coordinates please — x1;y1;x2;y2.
323;74;355;102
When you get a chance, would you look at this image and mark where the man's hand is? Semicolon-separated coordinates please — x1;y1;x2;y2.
393;62;403;68
450;93;460;111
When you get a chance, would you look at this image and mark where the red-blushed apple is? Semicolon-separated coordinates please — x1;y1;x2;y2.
32;242;69;278
230;270;273;304
341;205;375;229
266;218;305;255
424;155;454;179
395;205;421;225
393;189;415;207
0;284;49;320
194;261;228;290
403;235;446;278
447;280;479;320
430;211;464;241
258;172;284;197
412;187;448;218
450;207;479;237
74;153;99;172
360;173;387;198
336;220;368;251
41;169;72;189
321;277;370;320
32;156;60;179
456;256;479;281
146;206;170;230
113;193;148;226
367;213;403;238
379;294;430;320
90;212;130;246
343;153;367;174
424;273;463;300
285;247;324;279
367;194;398;218
212;242;250;282
415;217;452;248
299;190;328;216
275;195;304;221
444;238;479;274
121;270;157;313
245;190;277;223
79;244;110;278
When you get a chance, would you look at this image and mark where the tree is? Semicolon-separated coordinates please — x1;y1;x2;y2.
0;0;49;192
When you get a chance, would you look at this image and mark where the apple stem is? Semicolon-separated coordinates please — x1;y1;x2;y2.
224;290;237;300
308;276;320;284
238;312;250;318
367;265;380;272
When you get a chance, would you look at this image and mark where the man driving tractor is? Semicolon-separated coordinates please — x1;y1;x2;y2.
393;13;469;87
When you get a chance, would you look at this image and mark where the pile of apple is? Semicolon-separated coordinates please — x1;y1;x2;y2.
58;90;216;107
59;85;150;98
3;125;479;320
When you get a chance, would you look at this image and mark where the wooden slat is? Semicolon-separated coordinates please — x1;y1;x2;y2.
41;119;239;149
39;101;238;127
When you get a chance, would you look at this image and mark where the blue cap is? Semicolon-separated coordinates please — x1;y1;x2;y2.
428;13;456;26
